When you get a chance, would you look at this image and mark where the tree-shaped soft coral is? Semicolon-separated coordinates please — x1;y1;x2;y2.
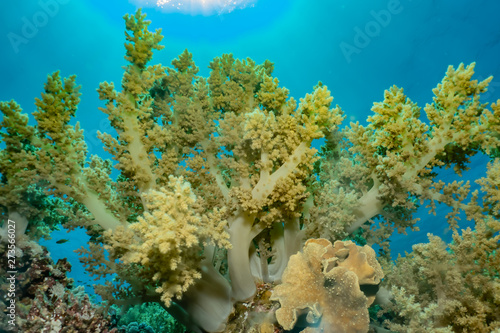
0;100;38;238
382;159;500;332
102;176;232;332
105;176;230;307
97;9;165;194
124;8;164;69
311;63;500;254
0;73;88;240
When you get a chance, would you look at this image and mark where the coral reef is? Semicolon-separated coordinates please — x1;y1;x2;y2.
117;322;155;333
114;302;187;333
0;237;116;332
1;7;499;333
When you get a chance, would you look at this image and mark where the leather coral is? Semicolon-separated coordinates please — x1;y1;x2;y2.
271;239;383;333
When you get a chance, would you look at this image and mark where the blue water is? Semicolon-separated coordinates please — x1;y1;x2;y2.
2;0;500;297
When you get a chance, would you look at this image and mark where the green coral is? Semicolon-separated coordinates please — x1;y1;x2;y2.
116;303;187;333
0;73;84;240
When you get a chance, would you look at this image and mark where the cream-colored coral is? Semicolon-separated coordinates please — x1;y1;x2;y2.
271;239;383;333
105;176;230;307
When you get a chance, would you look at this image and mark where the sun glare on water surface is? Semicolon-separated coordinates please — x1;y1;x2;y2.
130;0;256;15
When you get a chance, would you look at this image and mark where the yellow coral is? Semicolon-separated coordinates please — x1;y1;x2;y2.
3;8;500;333
123;8;164;68
97;10;165;194
105;176;230;307
383;162;500;332
333;63;500;237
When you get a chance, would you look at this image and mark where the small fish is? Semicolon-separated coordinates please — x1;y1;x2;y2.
56;239;69;244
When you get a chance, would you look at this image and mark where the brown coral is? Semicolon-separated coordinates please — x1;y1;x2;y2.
0;238;115;333
271;239;383;333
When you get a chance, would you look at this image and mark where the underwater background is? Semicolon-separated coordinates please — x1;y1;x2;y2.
1;0;500;332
